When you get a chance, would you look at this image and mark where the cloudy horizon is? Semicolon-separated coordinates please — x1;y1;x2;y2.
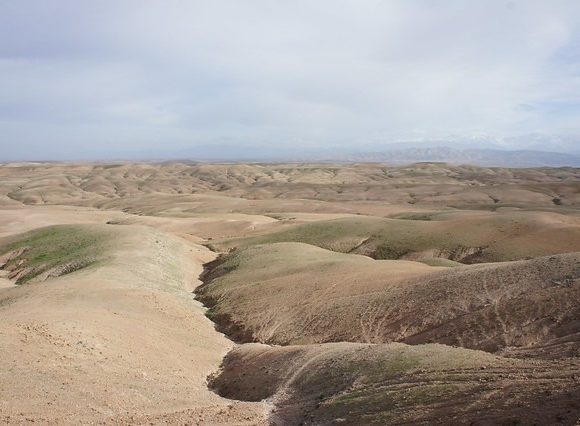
2;0;580;160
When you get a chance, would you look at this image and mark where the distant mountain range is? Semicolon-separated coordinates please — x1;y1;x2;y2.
6;144;580;168
337;147;580;167
167;145;580;168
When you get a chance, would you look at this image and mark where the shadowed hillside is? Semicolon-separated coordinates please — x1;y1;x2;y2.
211;343;580;425
197;243;580;358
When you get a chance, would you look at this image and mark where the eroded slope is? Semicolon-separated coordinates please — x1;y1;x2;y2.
3;162;580;213
0;224;267;424
211;343;580;425
197;243;580;358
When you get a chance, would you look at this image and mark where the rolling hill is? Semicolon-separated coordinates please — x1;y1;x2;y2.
1;162;579;424
197;242;580;358
0;224;267;424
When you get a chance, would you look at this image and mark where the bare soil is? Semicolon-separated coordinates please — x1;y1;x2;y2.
0;162;579;424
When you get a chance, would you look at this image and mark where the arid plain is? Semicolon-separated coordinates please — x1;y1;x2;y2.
1;162;579;425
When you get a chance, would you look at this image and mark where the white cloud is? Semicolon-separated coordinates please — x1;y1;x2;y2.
1;0;580;159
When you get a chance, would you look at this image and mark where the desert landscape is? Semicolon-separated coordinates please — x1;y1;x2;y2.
3;2;580;424
0;162;579;424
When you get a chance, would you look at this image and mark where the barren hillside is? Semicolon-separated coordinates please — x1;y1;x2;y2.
0;224;267;424
2;162;580;212
197;242;580;358
0;162;579;425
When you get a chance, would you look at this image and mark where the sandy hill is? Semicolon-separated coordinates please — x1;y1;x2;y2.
0;224;267;424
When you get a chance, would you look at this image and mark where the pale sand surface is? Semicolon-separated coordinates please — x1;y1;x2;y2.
0;224;268;424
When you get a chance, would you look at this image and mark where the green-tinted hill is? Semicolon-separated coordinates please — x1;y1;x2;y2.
0;225;113;284
216;211;580;263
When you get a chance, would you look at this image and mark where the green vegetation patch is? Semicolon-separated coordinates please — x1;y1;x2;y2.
247;220;368;250
292;347;471;425
355;352;421;377
323;383;462;423
372;243;410;260
217;216;467;262
391;212;439;221
417;257;462;267
219;217;385;253
0;225;111;284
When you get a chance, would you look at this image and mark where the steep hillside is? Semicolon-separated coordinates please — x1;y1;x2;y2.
197;243;580;358
211;342;580;425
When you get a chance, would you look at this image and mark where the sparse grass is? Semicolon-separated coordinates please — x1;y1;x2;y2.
392;212;437;221
244;219;371;251
373;243;409;260
218;211;580;264
212;343;536;425
327;383;460;412
318;382;465;425
205;307;218;321
218;216;469;261
218;217;389;254
0;225;111;284
417;257;462;267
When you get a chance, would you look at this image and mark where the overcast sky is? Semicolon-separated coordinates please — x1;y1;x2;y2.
1;0;580;160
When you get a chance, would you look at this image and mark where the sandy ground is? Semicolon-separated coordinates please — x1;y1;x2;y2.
0;274;14;288
0;205;124;238
0;205;354;243
0;223;268;424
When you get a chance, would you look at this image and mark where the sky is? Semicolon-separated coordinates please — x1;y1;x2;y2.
1;0;580;160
